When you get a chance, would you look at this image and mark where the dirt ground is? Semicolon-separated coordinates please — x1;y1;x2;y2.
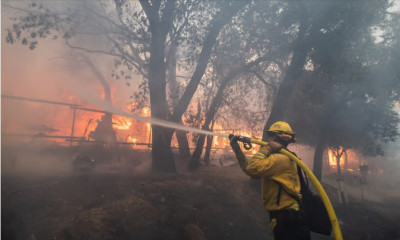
2;145;400;240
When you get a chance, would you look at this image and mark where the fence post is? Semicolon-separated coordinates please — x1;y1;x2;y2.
70;106;78;148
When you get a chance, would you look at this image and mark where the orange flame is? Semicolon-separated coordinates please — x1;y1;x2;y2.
328;149;344;167
142;107;150;116
112;116;133;130
126;136;137;143
327;147;360;172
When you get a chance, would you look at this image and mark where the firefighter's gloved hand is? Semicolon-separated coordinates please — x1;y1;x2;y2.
228;134;237;143
229;134;241;152
229;134;248;171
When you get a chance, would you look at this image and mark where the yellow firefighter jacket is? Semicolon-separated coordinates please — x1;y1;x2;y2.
245;146;302;212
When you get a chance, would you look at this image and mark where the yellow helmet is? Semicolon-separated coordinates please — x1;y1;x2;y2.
266;121;296;143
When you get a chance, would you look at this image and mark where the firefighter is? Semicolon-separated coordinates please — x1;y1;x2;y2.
230;121;310;240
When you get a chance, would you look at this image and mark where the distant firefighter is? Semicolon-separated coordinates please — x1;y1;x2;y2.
73;155;96;172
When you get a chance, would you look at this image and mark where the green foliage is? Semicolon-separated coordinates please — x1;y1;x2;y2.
289;1;399;156
285;0;400;158
5;3;75;50
130;80;150;112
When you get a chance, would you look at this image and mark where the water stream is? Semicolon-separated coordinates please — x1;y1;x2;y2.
73;89;230;138
107;103;229;138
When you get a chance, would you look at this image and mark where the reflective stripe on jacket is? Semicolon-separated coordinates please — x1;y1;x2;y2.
245;149;301;212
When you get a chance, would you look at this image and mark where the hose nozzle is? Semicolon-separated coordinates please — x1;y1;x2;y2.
229;134;253;150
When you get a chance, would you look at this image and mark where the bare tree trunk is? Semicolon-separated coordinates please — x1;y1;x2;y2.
141;1;247;172
189;56;268;170
142;1;246;172
79;54;112;103
190;126;209;170
151;126;176;172
142;0;177;172
203;120;215;165
262;23;310;140
313;135;326;181
168;41;191;161
80;54;116;145
175;129;191;160
262;3;329;140
170;1;248;123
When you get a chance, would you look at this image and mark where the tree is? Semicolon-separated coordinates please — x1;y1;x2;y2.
308;0;398;180
261;1;322;139
189;54;271;170
77;54;117;144
167;40;191;161
251;0;398;180
143;0;248;172
5;0;248;172
287;0;398;179
186;0;295;169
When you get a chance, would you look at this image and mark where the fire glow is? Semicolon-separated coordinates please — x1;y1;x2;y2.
126;136;137;144
3;92;257;150
112;116;133;130
328;148;345;167
327;147;359;171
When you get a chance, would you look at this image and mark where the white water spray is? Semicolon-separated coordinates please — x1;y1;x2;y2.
107;103;228;138
71;87;229;138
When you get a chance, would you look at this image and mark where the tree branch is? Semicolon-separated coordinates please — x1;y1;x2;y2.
139;0;156;26
249;70;275;90
64;39;120;57
171;1;248;122
160;0;176;36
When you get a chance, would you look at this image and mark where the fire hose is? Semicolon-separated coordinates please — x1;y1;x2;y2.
2;94;342;239
233;135;343;240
